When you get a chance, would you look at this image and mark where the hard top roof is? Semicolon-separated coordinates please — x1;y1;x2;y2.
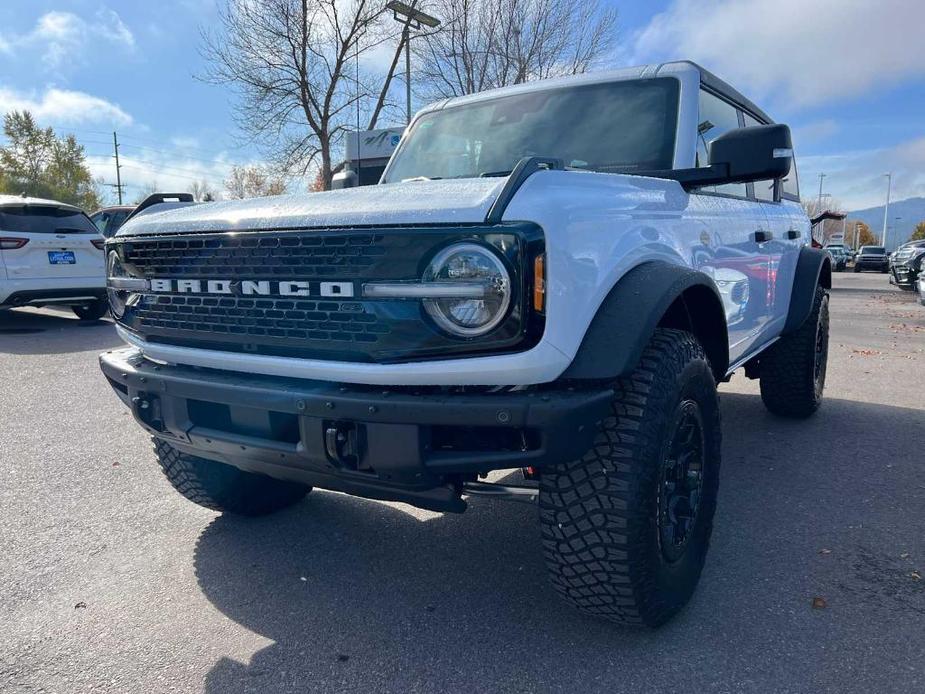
429;60;774;124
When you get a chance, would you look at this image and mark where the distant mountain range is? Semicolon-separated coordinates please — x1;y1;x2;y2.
847;196;925;249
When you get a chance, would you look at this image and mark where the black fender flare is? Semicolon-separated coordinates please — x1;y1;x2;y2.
782;247;831;335
560;261;729;382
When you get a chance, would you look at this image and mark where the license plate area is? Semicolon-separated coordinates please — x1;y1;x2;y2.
48;251;76;264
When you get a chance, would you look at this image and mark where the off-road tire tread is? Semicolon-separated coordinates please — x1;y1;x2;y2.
154;439;310;516
539;328;721;627
759;285;828;418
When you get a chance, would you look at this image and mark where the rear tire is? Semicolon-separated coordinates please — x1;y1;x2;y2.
154;439;310;516
539;329;722;627
72;299;108;321
759;285;829;418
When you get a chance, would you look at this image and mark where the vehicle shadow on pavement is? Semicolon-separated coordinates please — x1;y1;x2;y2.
0;308;122;354
194;392;925;693
194;484;661;693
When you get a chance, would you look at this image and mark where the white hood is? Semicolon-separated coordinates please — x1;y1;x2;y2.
116;179;507;237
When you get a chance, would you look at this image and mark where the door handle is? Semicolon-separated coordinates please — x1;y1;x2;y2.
785;229;800;240
752;230;772;243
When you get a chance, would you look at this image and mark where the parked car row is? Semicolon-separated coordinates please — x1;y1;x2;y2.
823;244;851;271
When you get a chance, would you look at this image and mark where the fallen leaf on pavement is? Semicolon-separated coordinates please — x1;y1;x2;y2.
811;597;827;609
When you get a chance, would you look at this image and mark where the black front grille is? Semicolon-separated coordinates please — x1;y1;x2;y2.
136;294;388;344
123;232;393;279
115;225;544;362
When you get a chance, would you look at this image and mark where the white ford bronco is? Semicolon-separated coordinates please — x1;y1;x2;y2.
101;61;830;627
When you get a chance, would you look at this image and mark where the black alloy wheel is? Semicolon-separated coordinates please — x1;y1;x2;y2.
658;400;706;563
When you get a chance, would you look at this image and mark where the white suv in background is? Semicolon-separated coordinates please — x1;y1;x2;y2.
0;195;108;320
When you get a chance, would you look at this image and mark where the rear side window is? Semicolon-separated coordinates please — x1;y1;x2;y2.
109;210;129;233
696;90;747;198
92;209;131;238
0;206;97;234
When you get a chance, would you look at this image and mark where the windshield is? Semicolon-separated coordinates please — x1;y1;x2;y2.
860;246;885;254
0;205;97;234
383;78;680;183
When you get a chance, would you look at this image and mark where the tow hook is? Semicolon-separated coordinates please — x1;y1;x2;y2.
323;421;368;471
132;394;165;432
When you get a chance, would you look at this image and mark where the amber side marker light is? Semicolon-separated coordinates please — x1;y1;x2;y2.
533;253;546;313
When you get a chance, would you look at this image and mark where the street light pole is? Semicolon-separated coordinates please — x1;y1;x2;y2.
404;24;411;123
881;173;892;246
384;2;441;126
815;172;826;242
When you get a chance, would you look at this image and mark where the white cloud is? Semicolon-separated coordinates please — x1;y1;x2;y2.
0;8;135;70
633;0;925;109
32;11;84;68
798;137;925;211
94;8;136;49
0;86;133;127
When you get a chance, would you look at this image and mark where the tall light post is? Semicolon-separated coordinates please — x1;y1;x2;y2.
816;192;831;242
385;1;441;124
881;172;892;246
815;172;827;241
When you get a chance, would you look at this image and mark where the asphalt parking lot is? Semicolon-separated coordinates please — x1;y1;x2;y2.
1;272;923;694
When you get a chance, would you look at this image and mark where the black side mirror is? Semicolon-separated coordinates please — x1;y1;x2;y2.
709;124;792;183
654;123;794;191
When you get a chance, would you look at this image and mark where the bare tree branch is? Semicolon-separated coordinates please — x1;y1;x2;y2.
199;0;385;190
413;0;618;99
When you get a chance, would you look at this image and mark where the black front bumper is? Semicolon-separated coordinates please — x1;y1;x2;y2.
856;259;889;271
100;349;612;512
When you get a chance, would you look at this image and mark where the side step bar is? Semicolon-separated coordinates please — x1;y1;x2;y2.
461;481;538;503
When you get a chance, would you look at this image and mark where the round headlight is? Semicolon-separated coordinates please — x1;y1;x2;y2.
422;243;511;337
106;250;135;318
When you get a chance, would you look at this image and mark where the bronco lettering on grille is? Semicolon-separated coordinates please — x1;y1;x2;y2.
148;279;355;297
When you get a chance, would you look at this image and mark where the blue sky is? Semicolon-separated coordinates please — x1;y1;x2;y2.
1;0;923;214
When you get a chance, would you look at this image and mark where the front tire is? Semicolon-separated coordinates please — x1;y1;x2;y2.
154;439;310;516
72;299;108;321
539;329;722;627
759;285;829;418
